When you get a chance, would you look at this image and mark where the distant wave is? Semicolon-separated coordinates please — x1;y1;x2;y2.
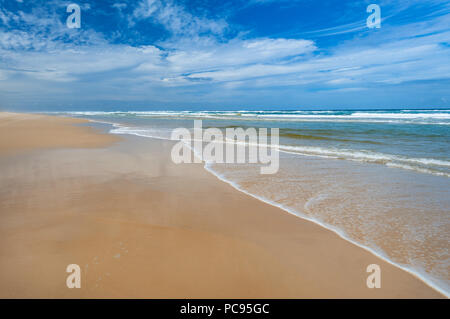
57;109;450;125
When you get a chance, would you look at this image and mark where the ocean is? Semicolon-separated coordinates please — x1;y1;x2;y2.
52;109;450;296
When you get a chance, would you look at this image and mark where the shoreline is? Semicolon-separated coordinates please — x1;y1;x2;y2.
0;112;445;298
103;117;449;297
204;163;449;298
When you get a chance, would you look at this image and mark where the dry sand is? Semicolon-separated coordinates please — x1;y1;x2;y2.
0;112;444;298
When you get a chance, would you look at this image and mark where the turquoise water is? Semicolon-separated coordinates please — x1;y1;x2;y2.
54;109;450;295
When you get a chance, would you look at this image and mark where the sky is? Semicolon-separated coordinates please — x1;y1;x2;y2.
0;0;449;111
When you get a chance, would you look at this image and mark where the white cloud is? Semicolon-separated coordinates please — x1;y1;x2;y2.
160;38;316;74
131;0;227;37
112;3;127;10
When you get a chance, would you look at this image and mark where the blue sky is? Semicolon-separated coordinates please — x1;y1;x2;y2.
0;0;449;111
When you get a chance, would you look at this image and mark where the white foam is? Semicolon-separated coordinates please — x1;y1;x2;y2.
277;145;450;168
52;110;450;126
202;163;449;297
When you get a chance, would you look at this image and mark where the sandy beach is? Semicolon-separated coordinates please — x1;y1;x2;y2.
0;112;444;298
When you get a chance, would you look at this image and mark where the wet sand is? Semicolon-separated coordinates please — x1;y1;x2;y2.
0;112;444;298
